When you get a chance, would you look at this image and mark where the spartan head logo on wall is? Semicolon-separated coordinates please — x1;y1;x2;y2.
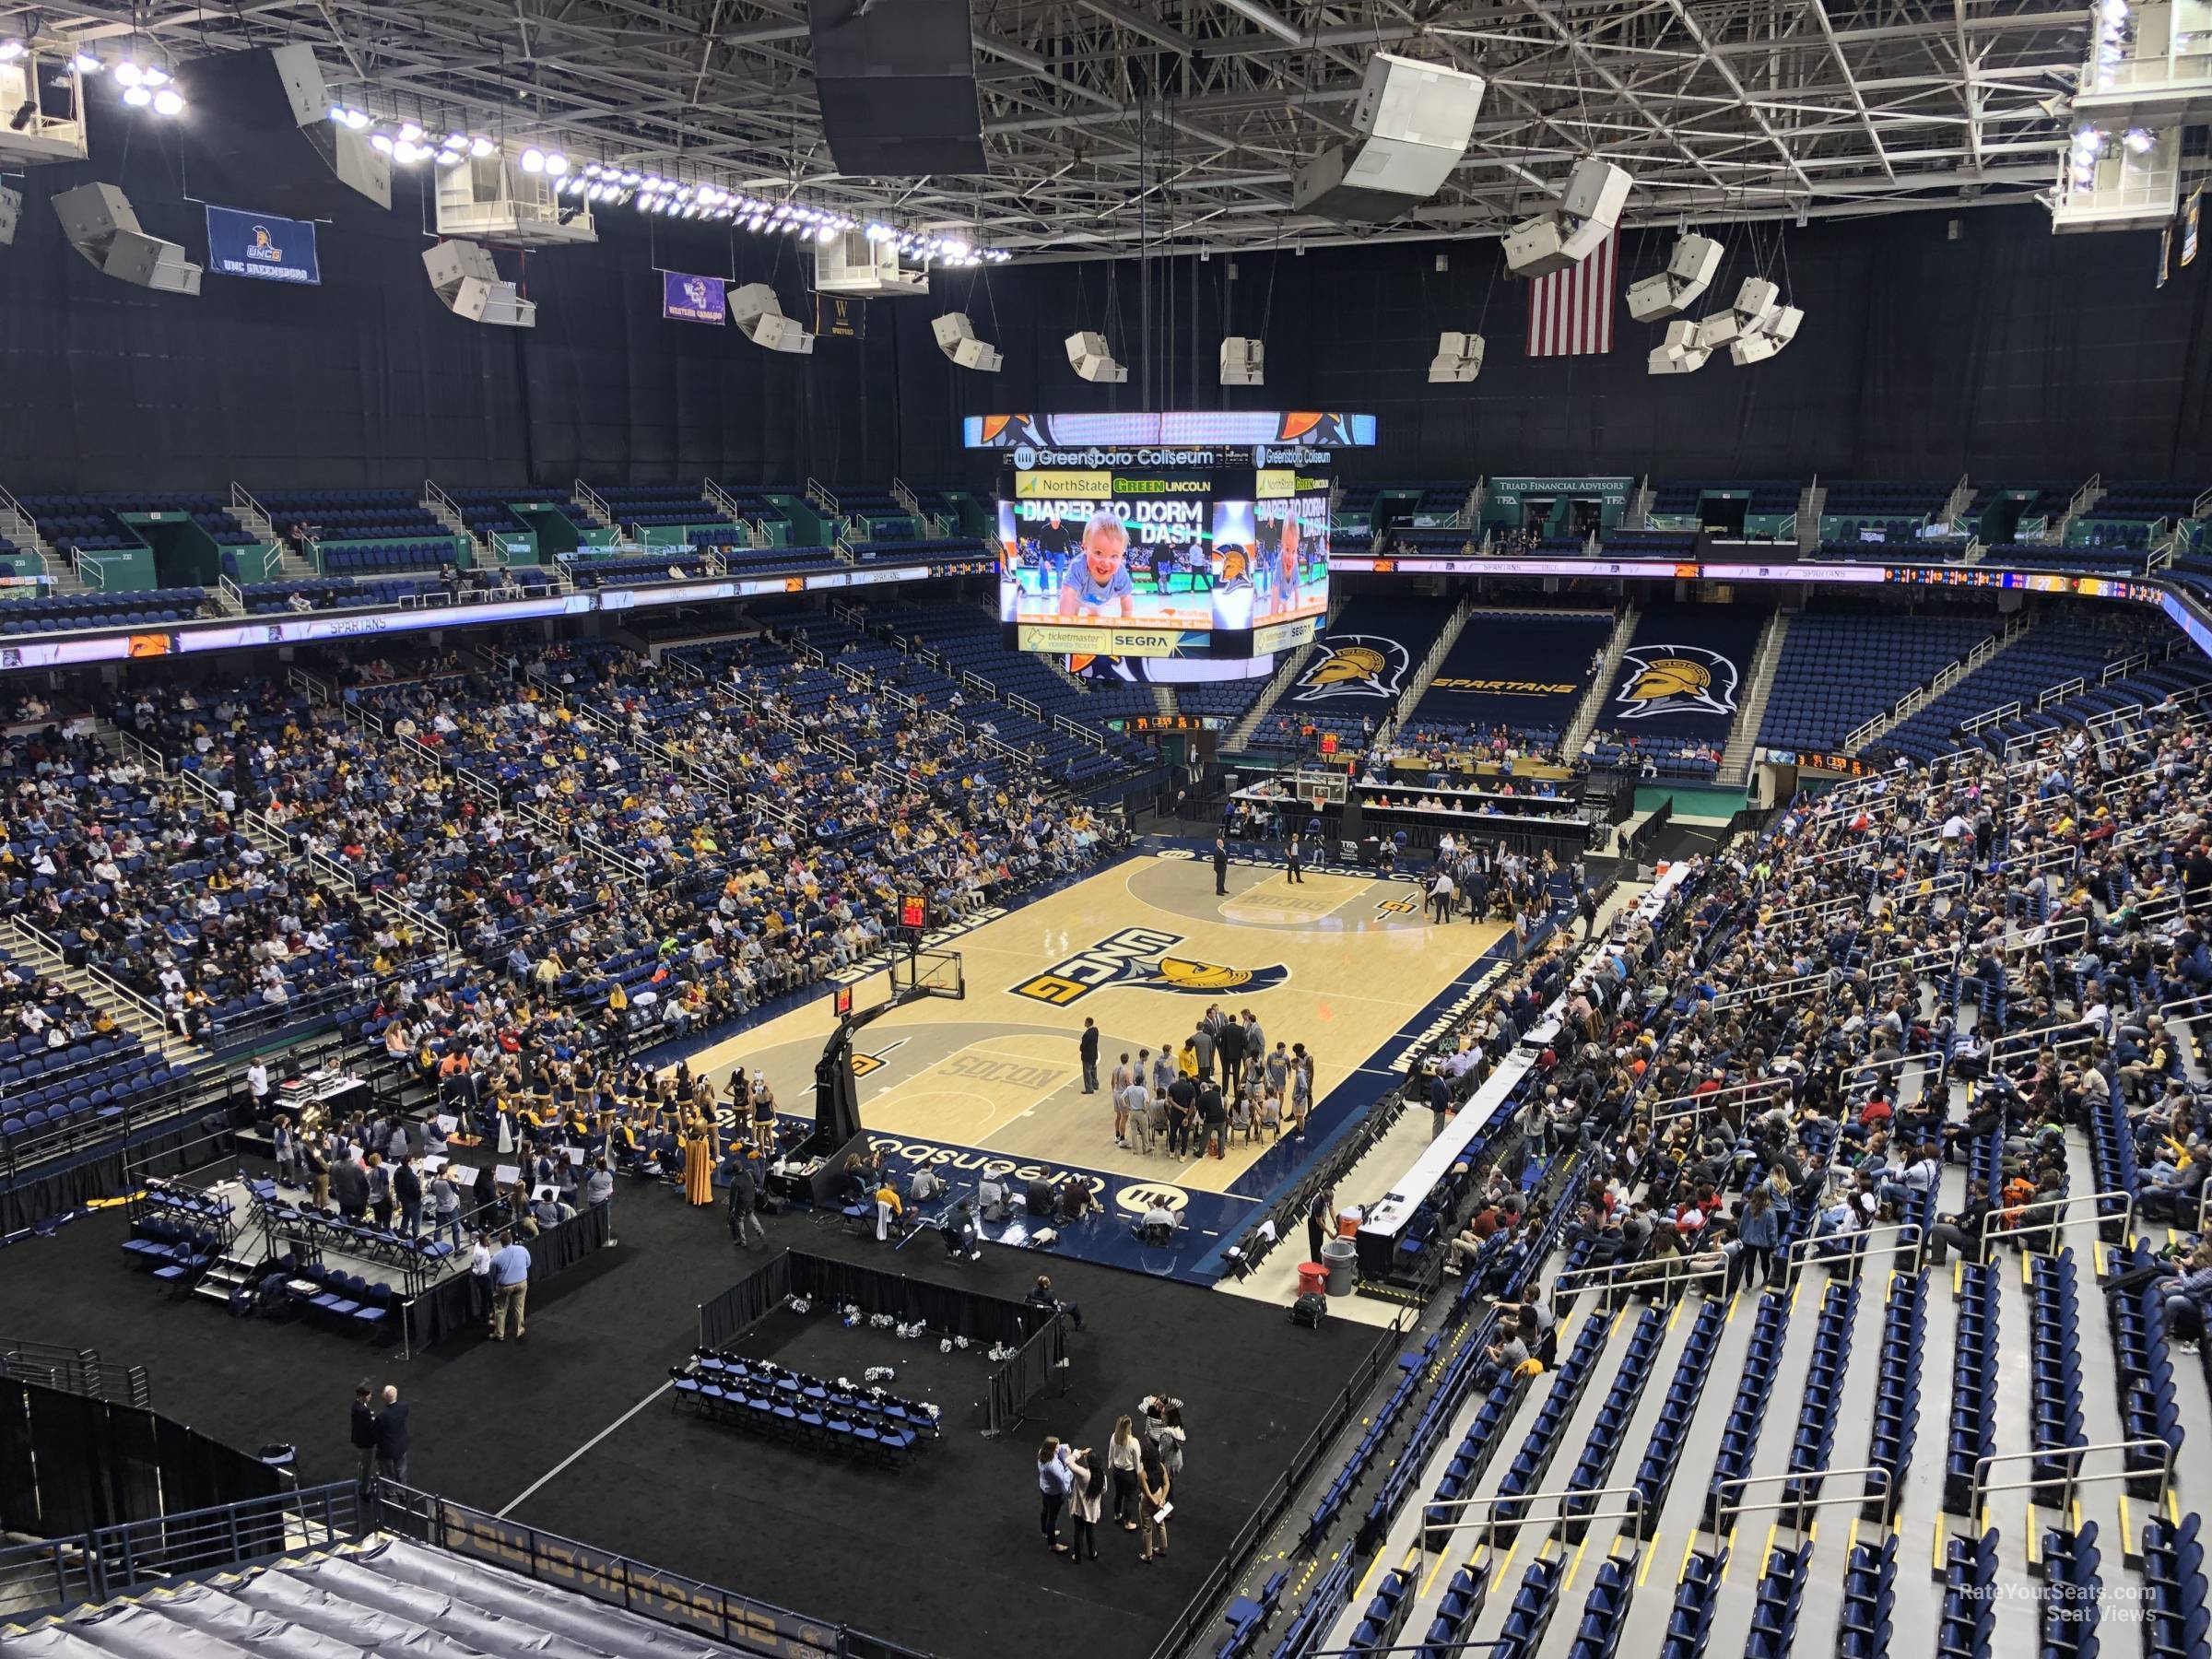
1610;643;1740;721
1291;634;1409;702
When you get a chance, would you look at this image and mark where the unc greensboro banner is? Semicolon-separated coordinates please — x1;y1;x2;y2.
662;269;726;324
205;205;319;285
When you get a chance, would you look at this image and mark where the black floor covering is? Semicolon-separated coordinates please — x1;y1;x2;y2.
0;1173;1371;1659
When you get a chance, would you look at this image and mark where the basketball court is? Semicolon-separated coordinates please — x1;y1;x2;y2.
682;843;1517;1281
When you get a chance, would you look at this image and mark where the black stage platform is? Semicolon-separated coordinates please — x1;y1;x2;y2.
0;1171;1371;1659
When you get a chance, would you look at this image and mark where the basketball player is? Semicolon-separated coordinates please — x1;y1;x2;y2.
1056;511;1136;619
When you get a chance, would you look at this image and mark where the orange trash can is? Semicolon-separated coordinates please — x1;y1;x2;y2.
1296;1262;1330;1300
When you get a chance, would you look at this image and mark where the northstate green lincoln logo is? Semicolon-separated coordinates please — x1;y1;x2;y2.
1013;926;1290;1006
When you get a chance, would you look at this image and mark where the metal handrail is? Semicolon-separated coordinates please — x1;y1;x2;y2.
1968;1436;2176;1517
1418;1479;1650;1555
1778;1219;1926;1289
1712;1464;1894;1532
1550;1251;1729;1302
1980;1188;2138;1251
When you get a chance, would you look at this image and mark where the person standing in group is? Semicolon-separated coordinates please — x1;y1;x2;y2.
1079;1018;1100;1094
1121;1073;1153;1153
429;1166;462;1249
488;1230;530;1342
1191;1018;1217;1084
1429;868;1455;924
349;1383;379;1495
1218;1016;1247;1093
271;1109;296;1188
1038;1438;1074;1555
1286;833;1305;884
373;1384;410;1487
363;1152;393;1230
1137;1442;1173;1563
727;1159;765;1248
1107;1417;1144;1530
682;1111;715;1206
394;1154;423;1240
465;1231;493;1326
1065;1446;1101;1563
1308;1185;1335;1265
1213;835;1230;897
583;1157;616;1245
1578;884;1600;941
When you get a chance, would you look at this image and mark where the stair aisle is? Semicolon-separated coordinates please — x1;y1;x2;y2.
1695;1275;1830;1659
1532;1294;1708;1659
1375;1297;1606;1650
1983;1248;2046;1656
1886;1259;1959;1641
1788;1258;1907;1641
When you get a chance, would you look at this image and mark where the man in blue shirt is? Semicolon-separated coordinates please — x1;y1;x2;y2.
489;1231;531;1343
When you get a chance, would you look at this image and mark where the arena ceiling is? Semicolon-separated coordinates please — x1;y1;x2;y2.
18;0;2091;257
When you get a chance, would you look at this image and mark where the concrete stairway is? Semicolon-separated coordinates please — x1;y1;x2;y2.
1560;606;1641;759
0;919;206;1068
1719;610;1792;783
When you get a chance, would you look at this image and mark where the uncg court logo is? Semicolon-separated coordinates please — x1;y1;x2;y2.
1116;1182;1189;1216
247;224;283;262
1013;925;1290;1006
1291;633;1407;702
1611;642;1739;721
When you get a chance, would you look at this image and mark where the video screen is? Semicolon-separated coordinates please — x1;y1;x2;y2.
996;465;1330;657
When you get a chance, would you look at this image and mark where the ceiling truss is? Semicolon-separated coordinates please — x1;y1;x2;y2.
4;0;2088;257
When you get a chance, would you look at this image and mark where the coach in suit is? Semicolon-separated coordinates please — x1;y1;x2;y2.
1213;836;1230;895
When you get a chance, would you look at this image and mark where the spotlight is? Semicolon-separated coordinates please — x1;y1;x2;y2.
346;109;371;132
544;151;567;176
399;121;422;143
2123;128;2154;153
520;147;546;173
152;88;183;117
76;52;107;76
470;135;496;158
141;64;170;88
0;41;24;64
122;85;151;108
371;132;394;155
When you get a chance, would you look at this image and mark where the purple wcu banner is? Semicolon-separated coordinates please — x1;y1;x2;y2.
661;269;726;324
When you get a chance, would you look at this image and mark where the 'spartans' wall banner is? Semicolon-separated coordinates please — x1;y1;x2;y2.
205;206;320;284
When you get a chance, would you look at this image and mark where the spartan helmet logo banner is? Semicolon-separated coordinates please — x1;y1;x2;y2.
1291;633;1409;702
1611;643;1740;721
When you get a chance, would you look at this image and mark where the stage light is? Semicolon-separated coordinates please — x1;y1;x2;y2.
544;152;567;176
817;224;837;243
122;85;151;108
0;41;24;65
747;213;766;230
152;88;183;117
140;64;170;88
76;53;107;76
520;147;546;173
398;121;422;143
2124;128;2154;153
471;135;496;159
371;132;394;155
347;109;372;132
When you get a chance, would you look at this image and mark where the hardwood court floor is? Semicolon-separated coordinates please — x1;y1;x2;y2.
688;853;1506;1195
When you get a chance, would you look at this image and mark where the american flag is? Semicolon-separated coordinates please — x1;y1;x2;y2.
1524;232;1618;358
